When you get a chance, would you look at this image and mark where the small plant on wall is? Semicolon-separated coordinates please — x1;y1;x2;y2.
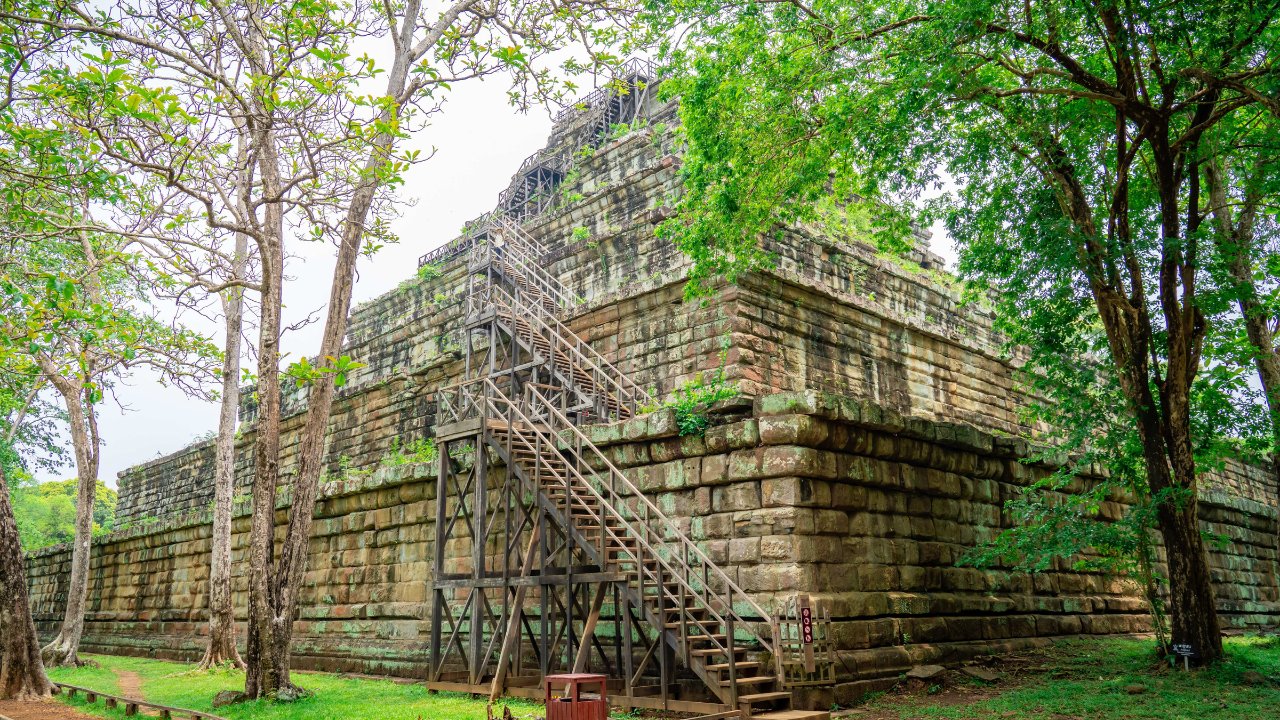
664;369;738;436
645;332;738;436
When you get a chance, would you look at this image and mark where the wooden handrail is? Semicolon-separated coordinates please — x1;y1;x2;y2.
475;227;577;313
494;217;549;257
486;283;651;420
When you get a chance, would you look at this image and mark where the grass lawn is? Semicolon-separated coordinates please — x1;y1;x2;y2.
47;655;545;720
849;635;1280;720
44;635;1279;720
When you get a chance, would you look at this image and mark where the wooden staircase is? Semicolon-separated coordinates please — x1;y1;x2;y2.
482;386;813;718
433;220;828;720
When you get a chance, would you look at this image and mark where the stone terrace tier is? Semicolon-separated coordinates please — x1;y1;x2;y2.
119;103;1059;526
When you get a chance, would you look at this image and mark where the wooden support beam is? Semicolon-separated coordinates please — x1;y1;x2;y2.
572;582;609;673
489;524;542;701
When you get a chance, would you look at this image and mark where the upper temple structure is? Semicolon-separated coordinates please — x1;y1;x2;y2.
25;61;1279;717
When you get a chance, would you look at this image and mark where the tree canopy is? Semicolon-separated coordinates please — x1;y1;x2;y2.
6;475;116;551
654;0;1280;662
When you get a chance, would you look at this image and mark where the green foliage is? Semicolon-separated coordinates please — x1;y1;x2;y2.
571;225;591;242
381;436;438;468
656;0;1279;654
417;263;443;282
559;166;583;203
659;368;738;436
848;636;1280;719
8;475;117;551
608;118;649;140
284;355;367;389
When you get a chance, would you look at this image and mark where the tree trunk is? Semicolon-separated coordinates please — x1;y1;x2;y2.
0;465;53;700
244;189;287;698
40;384;100;668
1156;496;1224;659
1118;337;1224;663
245;36;412;694
198;230;249;671
1205;157;1280;579
1224;240;1280;569
265;163;384;688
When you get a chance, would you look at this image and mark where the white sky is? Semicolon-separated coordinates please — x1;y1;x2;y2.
33;77;956;487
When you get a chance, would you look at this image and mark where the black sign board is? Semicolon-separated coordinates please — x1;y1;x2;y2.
1172;643;1196;670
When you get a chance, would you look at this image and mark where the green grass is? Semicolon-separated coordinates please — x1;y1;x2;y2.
48;655;544;720
45;636;1279;720
856;635;1280;720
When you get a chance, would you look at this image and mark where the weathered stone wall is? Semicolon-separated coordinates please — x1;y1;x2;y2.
29;464;439;675
580;393;1279;703
27;392;1279;691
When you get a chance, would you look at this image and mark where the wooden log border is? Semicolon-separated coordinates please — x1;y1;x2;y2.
53;682;231;720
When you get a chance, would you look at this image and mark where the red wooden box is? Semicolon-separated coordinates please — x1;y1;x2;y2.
544;673;608;720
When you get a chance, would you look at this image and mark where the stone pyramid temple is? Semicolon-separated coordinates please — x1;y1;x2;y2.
26;61;1279;716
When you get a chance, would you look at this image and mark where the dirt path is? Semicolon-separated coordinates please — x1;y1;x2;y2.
0;667;155;720
0;697;101;720
114;669;145;700
110;668;166;717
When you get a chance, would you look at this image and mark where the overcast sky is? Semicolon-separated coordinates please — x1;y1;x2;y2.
34;76;955;487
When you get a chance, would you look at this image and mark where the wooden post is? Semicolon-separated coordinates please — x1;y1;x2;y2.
727;615;738;709
471;444;489;685
429;436;450;684
622;590;635;704
657;560;669;712
612;584;624;680
680;547;690;670
772;619;785;686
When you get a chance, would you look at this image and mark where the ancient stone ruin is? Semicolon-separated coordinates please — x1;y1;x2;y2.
25;62;1279;716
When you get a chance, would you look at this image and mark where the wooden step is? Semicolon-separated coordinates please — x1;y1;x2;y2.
664;620;718;630
719;675;774;688
737;691;790;705
751;711;829;720
706;661;761;673
692;647;747;657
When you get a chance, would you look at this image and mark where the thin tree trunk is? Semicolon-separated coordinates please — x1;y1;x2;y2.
244;129;289;698
265;163;384;688
1205;156;1280;577
0;464;53;699
1228;233;1280;576
198;228;249;671
247;24;415;691
40;384;100;667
